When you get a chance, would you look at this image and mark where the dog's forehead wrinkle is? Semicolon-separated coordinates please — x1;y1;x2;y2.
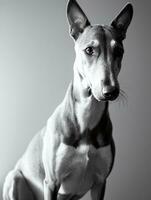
77;26;101;46
77;25;116;48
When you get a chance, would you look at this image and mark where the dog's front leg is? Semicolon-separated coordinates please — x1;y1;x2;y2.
43;144;57;200
91;182;106;200
44;179;57;200
42;123;60;200
43;155;57;200
44;179;52;200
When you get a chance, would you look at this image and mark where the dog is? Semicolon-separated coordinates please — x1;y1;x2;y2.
3;0;133;199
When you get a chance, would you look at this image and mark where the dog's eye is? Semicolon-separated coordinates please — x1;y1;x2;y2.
114;46;124;57
85;47;94;56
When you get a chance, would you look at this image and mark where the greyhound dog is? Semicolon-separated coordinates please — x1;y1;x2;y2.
3;0;133;200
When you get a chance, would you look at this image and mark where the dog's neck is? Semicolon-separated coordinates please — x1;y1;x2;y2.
59;63;110;147
72;63;107;133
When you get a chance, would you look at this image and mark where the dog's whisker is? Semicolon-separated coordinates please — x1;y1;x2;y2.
117;89;128;106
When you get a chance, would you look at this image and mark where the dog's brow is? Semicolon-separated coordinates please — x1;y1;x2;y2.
110;39;116;48
86;40;100;48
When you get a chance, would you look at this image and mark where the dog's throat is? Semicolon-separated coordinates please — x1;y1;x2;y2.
61;82;110;149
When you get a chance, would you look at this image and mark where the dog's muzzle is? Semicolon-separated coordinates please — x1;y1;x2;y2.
102;86;119;101
91;85;119;101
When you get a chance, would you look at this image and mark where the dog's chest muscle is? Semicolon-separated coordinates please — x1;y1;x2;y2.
55;143;113;195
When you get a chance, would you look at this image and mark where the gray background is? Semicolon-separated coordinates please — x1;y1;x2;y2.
0;0;150;199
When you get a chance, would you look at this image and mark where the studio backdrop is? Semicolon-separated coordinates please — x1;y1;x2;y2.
0;0;151;199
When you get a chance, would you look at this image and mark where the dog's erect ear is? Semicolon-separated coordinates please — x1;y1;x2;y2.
67;0;90;40
111;3;133;40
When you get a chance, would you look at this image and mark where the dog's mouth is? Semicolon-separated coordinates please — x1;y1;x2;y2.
89;87;119;102
88;87;92;96
83;76;119;102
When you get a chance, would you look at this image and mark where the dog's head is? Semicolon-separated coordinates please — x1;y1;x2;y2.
67;0;133;101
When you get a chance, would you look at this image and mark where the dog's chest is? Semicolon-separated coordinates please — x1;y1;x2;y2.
55;142;113;195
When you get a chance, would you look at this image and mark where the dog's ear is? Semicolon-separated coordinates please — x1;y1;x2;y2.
67;0;90;40
111;3;133;40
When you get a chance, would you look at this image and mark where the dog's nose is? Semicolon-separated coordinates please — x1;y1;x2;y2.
102;86;119;100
